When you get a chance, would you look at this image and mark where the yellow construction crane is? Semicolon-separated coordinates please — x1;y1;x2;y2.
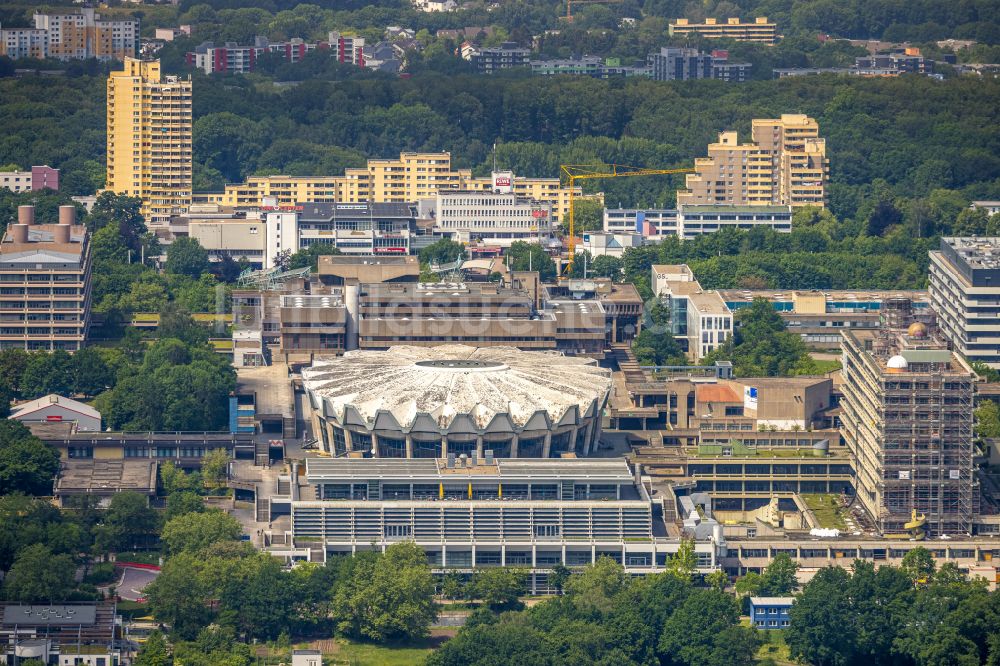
560;163;694;273
564;0;622;22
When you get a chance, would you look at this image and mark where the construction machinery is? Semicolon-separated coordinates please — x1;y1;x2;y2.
559;163;693;273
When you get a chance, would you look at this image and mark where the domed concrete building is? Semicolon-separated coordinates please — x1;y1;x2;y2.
302;345;612;459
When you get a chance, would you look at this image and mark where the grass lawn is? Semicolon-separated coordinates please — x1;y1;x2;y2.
287;638;439;665
801;493;848;530
756;629;796;665
332;639;435;665
115;551;162;566
808;357;842;374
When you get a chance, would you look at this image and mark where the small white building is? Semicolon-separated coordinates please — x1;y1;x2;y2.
291;650;322;666
11;395;101;432
577;231;645;258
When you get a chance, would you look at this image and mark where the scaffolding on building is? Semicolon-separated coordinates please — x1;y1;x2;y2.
236;266;311;291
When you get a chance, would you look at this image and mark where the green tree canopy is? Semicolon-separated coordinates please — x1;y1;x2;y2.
332;541;438;642
2;543;76;602
166;237;210;279
0;420;60;496
161;510;242;554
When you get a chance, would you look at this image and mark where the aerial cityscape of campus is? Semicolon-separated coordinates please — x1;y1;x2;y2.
0;0;999;663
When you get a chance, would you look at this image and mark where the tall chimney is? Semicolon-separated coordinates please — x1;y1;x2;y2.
17;206;34;226
58;205;75;226
11;224;29;243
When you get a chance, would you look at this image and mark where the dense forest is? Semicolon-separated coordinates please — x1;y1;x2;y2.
3;0;1000;45
1;69;998;221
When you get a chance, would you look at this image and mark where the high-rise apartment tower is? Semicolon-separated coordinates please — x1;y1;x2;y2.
106;58;192;226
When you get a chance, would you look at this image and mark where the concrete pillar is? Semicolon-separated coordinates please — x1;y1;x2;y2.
405;435;414;459
441;435;448;458
569;426;579;455
542;432;553;458
510;434;519;458
582;421;595;457
344;428;354;452
370;433;379;458
475;436;484;461
344;284;359;351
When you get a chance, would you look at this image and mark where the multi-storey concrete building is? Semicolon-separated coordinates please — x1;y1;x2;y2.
328;31;365;65
0;166;58;193
278;457;720;588
668;17;778;44
201;154;588;224
186;37;324;74
172;204;266;266
0;24;48;59
929;237;1000;369
106;58;192;227
530;56;650;78
302;345;611;459
721;289;931;348
603;205;792;240
841;319;977;537
431;188;553;248
855;53;933;76
33;8;137;61
472;42;530;72
265;202;419;268
646;47;750;82
0;206;91;351
677;115;828;208
355;282;562;351
652;264;733;361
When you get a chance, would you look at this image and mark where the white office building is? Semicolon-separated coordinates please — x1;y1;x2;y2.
929;237;1000;369
431;189;553;248
604;205;792;241
652;264;733;361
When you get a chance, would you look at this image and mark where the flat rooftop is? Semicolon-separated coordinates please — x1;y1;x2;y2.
55;460;157;495
305;457;635;483
237;363;295;419
718;289;929;303
1;604;96;626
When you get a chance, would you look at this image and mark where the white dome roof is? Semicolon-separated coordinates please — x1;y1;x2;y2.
302;345;612;430
887;355;909;369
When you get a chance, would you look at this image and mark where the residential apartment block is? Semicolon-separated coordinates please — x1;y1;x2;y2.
668;17;778;45
0;206;91;352
0;165;59;193
929;237;1000;369
201;153;587;224
21;8;138;61
472;41;530;72
106;58;192;227
647;47;751;82
677;115;828;208
652;264;733;361
0;24;47;59
841;312;977;537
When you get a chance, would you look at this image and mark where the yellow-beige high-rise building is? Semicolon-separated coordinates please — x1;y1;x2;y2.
199;152;591;224
106;58;192;226
677;114;827;208
668;17;778;44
